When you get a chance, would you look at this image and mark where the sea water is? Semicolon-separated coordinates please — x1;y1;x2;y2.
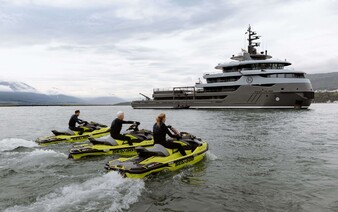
0;104;337;211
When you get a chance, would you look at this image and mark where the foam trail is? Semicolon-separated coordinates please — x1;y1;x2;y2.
5;172;145;212
18;149;67;168
0;138;37;152
0;149;67;170
23;149;67;159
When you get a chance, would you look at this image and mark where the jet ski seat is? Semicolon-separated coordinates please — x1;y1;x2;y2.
89;137;117;146
136;144;169;157
51;129;75;136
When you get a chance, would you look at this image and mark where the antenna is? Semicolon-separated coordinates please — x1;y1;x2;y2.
232;25;272;61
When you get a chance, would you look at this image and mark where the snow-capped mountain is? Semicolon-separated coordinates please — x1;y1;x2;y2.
0;81;37;92
0;80;126;105
45;87;65;95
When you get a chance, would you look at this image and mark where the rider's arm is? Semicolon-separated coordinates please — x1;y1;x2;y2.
122;120;135;124
77;118;86;124
164;123;180;139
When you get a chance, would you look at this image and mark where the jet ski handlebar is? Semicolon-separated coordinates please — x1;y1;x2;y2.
81;121;89;126
126;122;140;131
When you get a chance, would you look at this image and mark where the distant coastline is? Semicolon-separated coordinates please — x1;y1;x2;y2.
313;91;338;103
2;92;338;106
1;72;338;106
0;102;132;107
2;92;338;107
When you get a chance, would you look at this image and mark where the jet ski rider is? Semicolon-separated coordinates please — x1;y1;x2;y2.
68;110;88;135
110;111;139;145
153;113;186;156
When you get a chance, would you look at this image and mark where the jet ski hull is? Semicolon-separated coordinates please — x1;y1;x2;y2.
69;139;154;159
68;129;154;159
35;122;109;145
105;136;208;178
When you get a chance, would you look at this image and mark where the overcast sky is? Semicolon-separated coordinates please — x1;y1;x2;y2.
0;0;337;98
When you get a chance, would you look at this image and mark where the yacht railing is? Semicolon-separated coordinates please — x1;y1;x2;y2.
153;87;173;92
153;86;196;92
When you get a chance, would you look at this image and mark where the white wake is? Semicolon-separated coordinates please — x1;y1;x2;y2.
5;172;145;212
0;138;38;152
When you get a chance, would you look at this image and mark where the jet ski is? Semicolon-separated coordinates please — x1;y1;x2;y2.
68;123;153;159
104;131;208;178
35;121;109;145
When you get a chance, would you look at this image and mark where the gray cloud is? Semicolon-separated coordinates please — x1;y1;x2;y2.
0;0;239;46
0;0;337;97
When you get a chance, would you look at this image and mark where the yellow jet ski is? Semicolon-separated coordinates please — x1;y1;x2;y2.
35;121;109;146
68;123;153;159
104;132;208;178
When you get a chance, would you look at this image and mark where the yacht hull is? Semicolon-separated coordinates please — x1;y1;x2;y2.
132;83;314;109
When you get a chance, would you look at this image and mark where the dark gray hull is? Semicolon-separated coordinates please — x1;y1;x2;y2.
132;83;314;109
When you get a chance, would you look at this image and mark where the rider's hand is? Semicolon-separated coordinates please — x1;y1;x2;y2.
135;121;140;125
176;135;182;140
167;125;172;129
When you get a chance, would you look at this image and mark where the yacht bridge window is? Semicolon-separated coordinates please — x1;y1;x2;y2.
206;76;241;83
223;63;287;72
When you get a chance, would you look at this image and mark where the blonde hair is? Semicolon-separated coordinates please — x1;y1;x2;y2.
156;113;166;126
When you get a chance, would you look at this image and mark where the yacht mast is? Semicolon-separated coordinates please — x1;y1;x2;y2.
247;25;260;55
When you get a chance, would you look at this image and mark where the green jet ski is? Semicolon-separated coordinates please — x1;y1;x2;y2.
104;131;208;178
36;121;109;146
68;123;153;160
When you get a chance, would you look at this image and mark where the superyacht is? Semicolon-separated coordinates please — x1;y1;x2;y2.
132;26;314;109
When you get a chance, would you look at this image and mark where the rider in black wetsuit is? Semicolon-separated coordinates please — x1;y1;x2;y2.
153;113;186;156
68;110;87;135
110;111;139;145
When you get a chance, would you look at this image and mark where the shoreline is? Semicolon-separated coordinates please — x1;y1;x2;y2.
0;103;131;107
1;102;337;108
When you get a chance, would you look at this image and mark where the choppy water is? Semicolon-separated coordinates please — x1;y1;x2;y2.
0;104;338;212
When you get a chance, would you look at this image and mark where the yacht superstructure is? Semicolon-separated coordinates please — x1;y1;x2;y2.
131;26;314;109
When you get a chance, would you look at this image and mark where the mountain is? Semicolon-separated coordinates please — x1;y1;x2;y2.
0;92;85;105
0;81;125;105
307;72;338;91
0;81;37;92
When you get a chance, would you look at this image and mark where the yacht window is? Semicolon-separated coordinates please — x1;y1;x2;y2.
270;74;277;78
222;67;239;73
285;74;293;78
206;76;241;83
277;74;285;78
295;73;305;78
264;73;305;78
